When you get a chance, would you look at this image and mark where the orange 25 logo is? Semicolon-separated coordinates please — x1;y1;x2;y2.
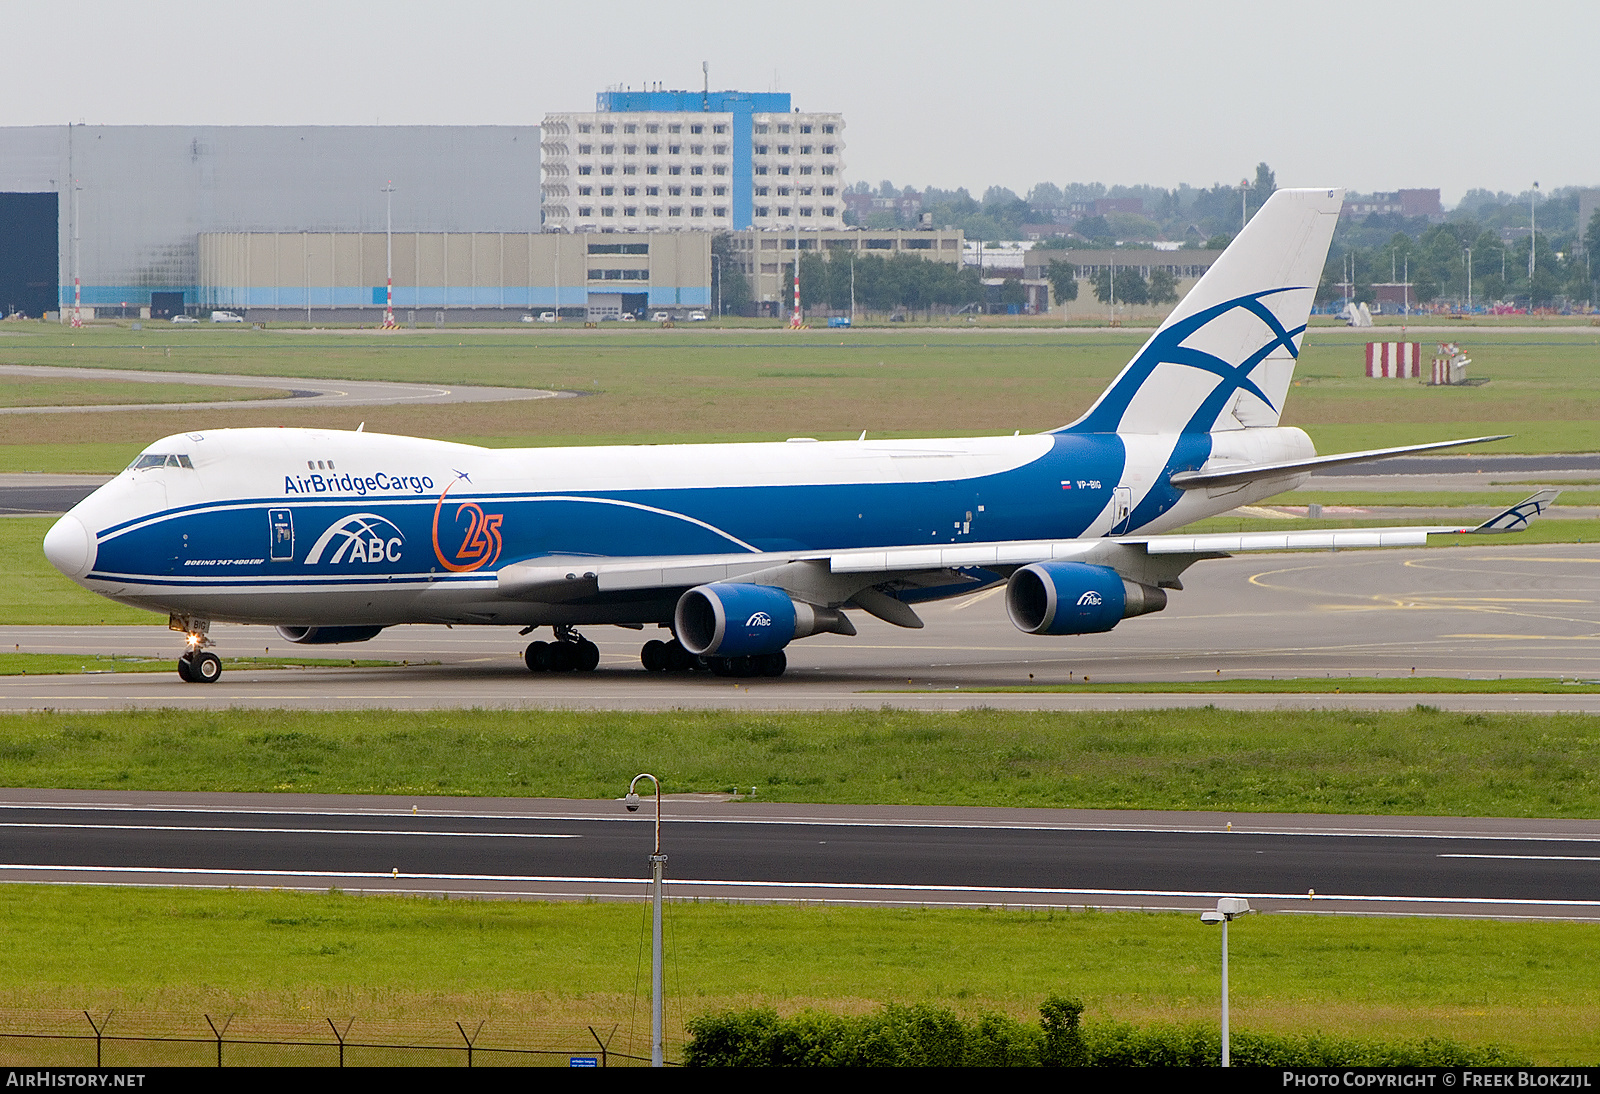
430;476;504;573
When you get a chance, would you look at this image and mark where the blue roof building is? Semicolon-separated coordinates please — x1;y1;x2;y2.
542;90;845;234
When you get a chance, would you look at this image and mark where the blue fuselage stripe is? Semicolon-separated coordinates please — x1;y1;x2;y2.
89;434;1144;587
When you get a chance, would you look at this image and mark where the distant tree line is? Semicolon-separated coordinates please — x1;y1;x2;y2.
1318;204;1600;309
841;159;1598;308
849;163;1282;244
778;249;986;316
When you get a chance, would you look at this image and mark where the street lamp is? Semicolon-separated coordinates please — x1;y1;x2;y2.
71;179;83;328
1200;897;1253;1067
624;773;667;1067
1529;181;1539;284
381;182;396;329
1464;247;1472;312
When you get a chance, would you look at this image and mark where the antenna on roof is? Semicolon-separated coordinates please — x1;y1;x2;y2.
702;61;709;110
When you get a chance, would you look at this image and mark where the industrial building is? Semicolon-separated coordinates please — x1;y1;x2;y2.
199;230;709;322
0;125;539;319
541;90;845;234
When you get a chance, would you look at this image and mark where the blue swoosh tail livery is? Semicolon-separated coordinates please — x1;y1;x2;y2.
43;189;1550;682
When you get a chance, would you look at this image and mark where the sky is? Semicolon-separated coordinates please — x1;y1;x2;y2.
4;0;1593;205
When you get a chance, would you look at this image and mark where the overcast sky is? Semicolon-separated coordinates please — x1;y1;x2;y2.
5;0;1592;204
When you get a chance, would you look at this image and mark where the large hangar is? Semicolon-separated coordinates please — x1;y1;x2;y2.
198;229;710;322
0;125;539;319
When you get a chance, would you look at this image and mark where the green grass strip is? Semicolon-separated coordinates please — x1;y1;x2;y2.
1286;491;1600;508
0;887;1594;1064
918;677;1600;694
3;707;1600;817
1176;515;1600;544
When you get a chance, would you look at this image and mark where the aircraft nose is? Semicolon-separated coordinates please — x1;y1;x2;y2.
43;513;96;579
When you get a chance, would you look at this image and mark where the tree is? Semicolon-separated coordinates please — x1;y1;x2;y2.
1092;266;1147;305
1147;267;1179;305
711;234;752;315
1046;259;1078;305
1074;215;1113;244
1249;162;1276;217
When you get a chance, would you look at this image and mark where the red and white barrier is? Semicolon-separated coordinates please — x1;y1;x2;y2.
1365;342;1420;378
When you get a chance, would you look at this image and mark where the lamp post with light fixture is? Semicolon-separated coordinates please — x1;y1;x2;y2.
1200;897;1253;1066
624;773;666;1067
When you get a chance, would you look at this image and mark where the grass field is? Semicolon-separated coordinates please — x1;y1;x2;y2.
0;327;1595;471
0;518;161;625
0;885;1594;1064
1285;490;1600;507
1178;514;1600;544
928;677;1600;694
1;707;1597;817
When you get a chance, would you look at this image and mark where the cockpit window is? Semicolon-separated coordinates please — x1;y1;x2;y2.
129;454;194;470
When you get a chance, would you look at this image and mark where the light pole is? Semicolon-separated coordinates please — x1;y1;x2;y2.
1464;247;1472;312
625;773;667;1067
790;133;802;329
381;182;396;329
1201;897;1252;1067
71;179;82;328
1240;177;1249;234
710;253;720;320
1529;181;1539;286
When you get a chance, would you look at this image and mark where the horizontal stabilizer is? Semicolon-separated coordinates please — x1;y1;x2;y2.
1470;490;1559;532
1168;435;1510;489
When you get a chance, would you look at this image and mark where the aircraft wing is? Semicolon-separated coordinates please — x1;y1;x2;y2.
498;491;1558;626
1168;435;1510;490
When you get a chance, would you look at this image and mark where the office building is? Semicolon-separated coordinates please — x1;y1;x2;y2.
541;90;845;234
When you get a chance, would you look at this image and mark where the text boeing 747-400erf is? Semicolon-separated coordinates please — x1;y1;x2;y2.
44;189;1555;683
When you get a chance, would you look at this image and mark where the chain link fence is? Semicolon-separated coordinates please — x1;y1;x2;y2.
0;1010;673;1067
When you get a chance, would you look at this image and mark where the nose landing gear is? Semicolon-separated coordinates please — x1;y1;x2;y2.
170;614;221;683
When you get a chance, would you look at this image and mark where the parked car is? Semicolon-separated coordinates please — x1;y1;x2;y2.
210;311;244;323
620;313;636;321
651;311;670;322
520;314;535;323
170;315;199;324
537;312;557;323
687;311;707;321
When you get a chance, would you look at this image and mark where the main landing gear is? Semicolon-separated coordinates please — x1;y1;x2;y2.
170;614;221;684
524;626;600;673
640;639;787;678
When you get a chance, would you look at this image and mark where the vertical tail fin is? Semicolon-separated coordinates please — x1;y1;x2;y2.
1060;187;1343;435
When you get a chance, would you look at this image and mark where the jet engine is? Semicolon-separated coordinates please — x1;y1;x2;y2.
674;584;854;657
275;625;386;645
1004;561;1167;636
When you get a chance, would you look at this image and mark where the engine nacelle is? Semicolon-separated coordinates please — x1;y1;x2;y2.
674;584;854;657
275;625;386;645
1005;562;1167;636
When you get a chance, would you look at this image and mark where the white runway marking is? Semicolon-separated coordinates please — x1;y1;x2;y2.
1438;853;1600;862
3;864;1599;913
0;822;577;839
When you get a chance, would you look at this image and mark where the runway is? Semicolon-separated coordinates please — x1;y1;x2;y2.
2;788;1595;921
3;542;1597;711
